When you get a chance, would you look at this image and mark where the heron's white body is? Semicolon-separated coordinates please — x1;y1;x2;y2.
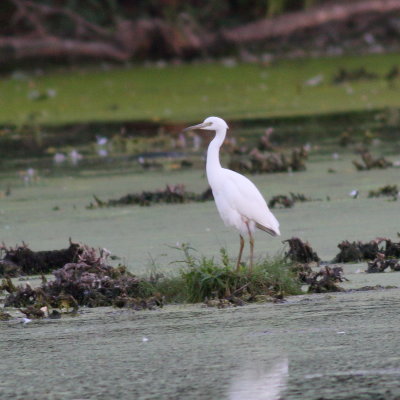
205;118;280;237
184;116;280;269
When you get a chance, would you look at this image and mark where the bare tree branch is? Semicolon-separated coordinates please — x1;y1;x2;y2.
10;0;48;37
221;0;400;43
0;37;130;61
10;0;113;39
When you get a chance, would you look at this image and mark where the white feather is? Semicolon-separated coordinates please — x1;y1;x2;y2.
212;168;280;236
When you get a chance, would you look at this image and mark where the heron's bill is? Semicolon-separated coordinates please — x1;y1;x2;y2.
183;122;212;132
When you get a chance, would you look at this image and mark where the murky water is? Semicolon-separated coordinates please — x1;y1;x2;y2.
2;286;400;399
0;151;398;271
1;115;400;399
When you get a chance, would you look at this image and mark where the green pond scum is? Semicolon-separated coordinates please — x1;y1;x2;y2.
1;53;400;399
1;53;400;126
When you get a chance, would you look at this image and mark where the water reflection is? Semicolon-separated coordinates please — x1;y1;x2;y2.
228;356;288;400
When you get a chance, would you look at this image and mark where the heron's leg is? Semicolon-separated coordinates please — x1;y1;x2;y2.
249;233;255;272
245;222;255;272
236;234;245;271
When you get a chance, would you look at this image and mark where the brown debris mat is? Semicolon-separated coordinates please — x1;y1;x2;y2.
307;266;347;293
228;147;308;174
368;185;399;200
353;151;392;171
87;184;213;208
284;237;320;264
284;237;347;292
3;245;162;312
334;238;400;263
290;260;346;293
0;241;82;277
0;310;12;321
332;67;378;84
367;253;400;273
268;193;314;209
4;236;400;316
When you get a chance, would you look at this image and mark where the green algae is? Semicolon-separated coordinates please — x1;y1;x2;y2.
2;53;400;126
1;149;398;272
0;107;400;398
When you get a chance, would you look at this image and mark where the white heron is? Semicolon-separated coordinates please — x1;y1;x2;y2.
184;116;280;271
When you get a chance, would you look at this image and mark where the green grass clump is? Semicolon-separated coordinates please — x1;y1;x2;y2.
179;247;239;303
148;244;302;304
247;257;303;297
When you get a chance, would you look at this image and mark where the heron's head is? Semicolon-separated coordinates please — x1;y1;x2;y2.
183;116;228;132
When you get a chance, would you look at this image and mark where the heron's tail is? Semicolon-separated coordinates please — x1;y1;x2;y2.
256;222;280;236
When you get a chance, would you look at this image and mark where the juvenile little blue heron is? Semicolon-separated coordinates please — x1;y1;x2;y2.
184;116;280;271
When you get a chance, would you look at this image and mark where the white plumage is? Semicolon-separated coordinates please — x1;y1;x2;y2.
184;116;280;270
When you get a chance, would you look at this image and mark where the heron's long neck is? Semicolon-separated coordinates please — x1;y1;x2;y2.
206;128;226;185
